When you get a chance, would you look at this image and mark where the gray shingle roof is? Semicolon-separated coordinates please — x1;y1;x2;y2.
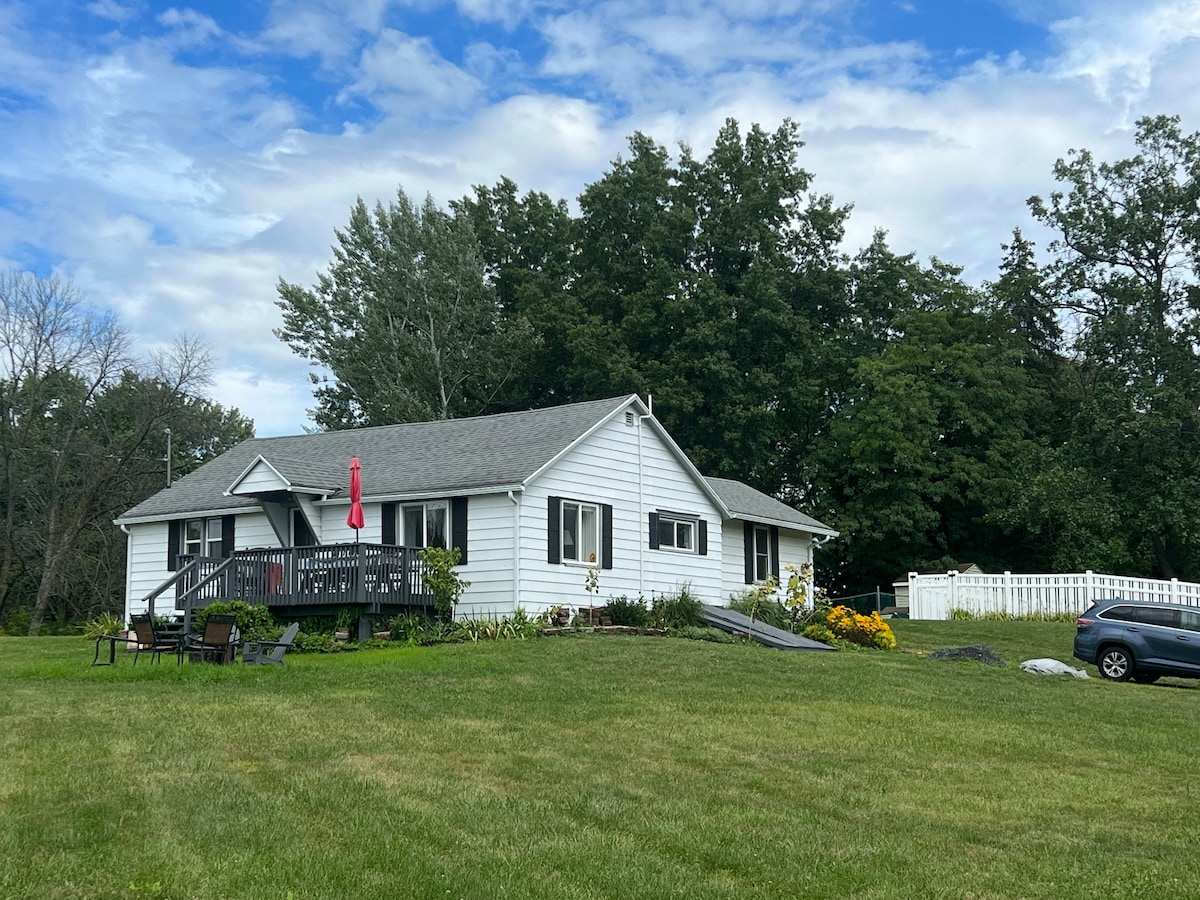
704;477;836;535
118;395;635;522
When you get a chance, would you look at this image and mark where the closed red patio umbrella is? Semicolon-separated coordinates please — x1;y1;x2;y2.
347;457;365;538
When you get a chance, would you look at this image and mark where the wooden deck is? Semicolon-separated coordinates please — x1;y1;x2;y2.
174;543;435;614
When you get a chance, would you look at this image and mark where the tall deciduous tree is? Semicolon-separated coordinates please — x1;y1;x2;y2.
0;271;249;633
276;190;540;428
1028;114;1200;580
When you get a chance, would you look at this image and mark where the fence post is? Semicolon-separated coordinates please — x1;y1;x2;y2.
948;569;958;617
1084;570;1094;608
908;572;919;619
1171;578;1179;605
1003;571;1013;617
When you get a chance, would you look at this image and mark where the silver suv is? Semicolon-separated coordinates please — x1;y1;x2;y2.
1073;599;1200;683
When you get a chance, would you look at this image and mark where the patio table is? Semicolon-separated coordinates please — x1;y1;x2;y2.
91;633;127;666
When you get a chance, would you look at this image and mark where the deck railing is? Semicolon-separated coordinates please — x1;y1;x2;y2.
174;543;434;611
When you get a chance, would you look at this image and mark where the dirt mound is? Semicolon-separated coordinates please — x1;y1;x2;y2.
928;645;1007;667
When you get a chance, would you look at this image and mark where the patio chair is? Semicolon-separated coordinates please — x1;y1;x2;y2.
242;622;301;666
129;613;182;666
184;614;240;664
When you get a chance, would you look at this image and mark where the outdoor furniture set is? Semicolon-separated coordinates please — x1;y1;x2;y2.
92;614;300;667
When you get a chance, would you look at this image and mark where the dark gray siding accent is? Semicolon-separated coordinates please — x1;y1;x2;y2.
381;502;396;545
547;496;561;564
220;515;235;558
601;504;613;570
167;520;181;571
451;497;468;564
743;521;754;584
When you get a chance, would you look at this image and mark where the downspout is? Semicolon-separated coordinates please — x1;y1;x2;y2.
120;523;134;624
638;395;654;598
508;490;522;612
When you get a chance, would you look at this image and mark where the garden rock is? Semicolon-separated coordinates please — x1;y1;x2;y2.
1019;658;1089;679
928;645;1006;667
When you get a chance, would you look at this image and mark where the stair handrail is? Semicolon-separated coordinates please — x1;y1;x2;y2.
139;558;200;619
178;556;237;632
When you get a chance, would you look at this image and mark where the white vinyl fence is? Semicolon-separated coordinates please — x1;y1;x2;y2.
908;570;1200;620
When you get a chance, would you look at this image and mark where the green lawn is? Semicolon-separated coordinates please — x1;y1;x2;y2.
2;625;1198;899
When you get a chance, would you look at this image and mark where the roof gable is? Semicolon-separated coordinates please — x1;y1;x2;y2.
226;454;341;497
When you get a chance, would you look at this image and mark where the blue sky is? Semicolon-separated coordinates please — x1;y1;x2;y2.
2;0;1199;435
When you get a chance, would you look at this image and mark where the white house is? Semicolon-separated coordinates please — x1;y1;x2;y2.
115;395;836;635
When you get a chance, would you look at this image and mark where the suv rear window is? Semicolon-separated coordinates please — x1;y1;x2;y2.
1100;605;1135;622
1130;606;1181;628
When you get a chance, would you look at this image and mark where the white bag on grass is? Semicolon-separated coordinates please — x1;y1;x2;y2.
1020;658;1089;679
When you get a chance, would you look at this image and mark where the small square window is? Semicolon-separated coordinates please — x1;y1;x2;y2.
656;514;696;553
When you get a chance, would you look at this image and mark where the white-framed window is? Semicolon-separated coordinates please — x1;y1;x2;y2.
402;501;449;549
657;514;696;553
183;517;223;558
561;500;600;564
754;524;772;581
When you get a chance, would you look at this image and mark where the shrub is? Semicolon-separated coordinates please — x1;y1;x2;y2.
802;623;837;646
194;601;276;641
604;596;650;627
652;584;703;629
826;605;896;650
419;547;471;619
293;630;337;653
389;612;436;645
81;612;126;640
727;592;790;630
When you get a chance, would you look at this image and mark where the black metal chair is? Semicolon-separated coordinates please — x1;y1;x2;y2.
129;613;182;666
185;614;240;664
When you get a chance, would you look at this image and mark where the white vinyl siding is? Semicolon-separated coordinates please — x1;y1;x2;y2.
125;510;279;620
228;462;289;494
448;493;518;618
518;412;723;614
717;519;815;603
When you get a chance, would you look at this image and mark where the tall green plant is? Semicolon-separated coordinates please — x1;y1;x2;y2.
419;547;470;619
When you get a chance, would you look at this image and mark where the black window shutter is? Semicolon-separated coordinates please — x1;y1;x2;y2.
451;497;468;564
743;521;754;583
381;503;396;545
769;526;780;579
648;512;659;549
547;496;561;564
601;504;613;570
167;520;181;571
698;520;708;556
220;515;235;559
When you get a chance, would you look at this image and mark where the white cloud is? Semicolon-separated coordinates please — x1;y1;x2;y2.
87;0;139;24
341;29;483;115
157;7;222;45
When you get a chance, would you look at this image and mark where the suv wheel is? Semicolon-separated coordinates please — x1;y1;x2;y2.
1099;646;1134;682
